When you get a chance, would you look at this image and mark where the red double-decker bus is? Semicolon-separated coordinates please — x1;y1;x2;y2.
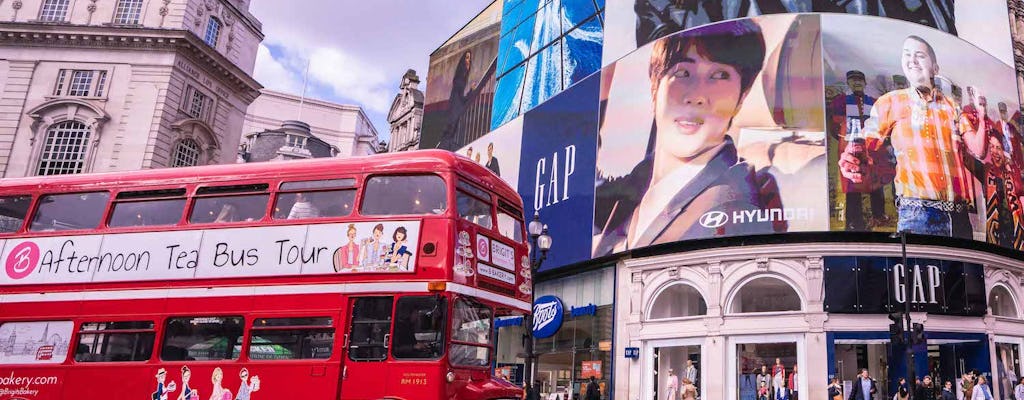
0;150;530;400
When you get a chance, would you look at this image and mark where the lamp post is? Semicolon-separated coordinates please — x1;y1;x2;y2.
891;230;916;397
523;211;551;392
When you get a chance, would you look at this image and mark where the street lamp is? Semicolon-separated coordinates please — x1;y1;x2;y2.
523;211;551;392
890;230;916;397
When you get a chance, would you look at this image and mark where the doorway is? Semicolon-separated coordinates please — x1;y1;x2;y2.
833;340;891;400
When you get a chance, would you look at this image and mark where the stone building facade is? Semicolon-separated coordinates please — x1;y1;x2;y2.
386;69;423;152
0;0;263;177
242;89;378;158
238;120;337;162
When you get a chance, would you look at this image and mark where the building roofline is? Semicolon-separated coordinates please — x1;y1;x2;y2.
429;0;499;57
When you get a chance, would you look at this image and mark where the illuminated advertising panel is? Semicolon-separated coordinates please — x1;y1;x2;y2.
603;1;1013;68
823;14;1022;248
491;0;605;130
593;15;827;256
447;6;1024;270
421;2;501;151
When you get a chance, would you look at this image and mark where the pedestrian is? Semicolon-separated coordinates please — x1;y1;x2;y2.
940;381;957;400
1014;377;1024;400
894;377;909;400
829;377;843;400
972;375;993;400
681;377;697;400
849;369;877;400
585;376;601;400
526;380;541;400
916;375;937;400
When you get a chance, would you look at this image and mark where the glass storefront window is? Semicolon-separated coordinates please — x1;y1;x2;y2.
654;345;701;400
736;343;798;400
650;284;707;319
534;305;612;400
990;286;1019;318
995;343;1020;400
730;277;802;313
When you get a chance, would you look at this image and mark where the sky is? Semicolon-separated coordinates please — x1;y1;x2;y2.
249;0;494;143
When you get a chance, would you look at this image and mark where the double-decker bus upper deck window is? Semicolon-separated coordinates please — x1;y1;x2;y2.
391;296;446;360
497;202;524;243
161;316;243;361
75;321;155;362
109;189;187;228
457;189;493;229
274;179;357;220
347;297;393;361
449;298;492;367
360;175;446;216
190;184;269;224
249;317;334;360
0;321;74;364
30;191;110;232
0;195;32;233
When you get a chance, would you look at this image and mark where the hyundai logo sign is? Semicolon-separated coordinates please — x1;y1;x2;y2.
699;211;729;228
532;295;564;339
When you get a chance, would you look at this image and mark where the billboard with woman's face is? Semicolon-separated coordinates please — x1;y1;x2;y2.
593;15;828;257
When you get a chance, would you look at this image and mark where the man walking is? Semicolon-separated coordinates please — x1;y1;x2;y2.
848;369;877;400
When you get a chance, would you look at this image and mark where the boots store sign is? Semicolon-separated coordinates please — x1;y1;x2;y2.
823;256;987;316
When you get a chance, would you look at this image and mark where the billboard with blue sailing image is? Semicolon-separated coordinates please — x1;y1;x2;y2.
518;70;600;271
492;0;605;131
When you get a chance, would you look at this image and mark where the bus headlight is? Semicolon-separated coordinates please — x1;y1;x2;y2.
446;371;456;383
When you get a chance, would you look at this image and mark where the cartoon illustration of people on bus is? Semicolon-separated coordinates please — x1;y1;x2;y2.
360;223;387;270
177;366;198;400
333;223;361;272
236;368;260;400
386;226;413;271
210;367;232;400
152;368;177;400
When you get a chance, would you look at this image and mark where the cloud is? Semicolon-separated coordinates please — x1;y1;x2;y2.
249;0;494;137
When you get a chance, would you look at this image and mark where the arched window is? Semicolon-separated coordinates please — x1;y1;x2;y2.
37;121;91;176
989;285;1019;318
204;17;221;47
170;138;201;167
649;283;707;319
729;277;801;313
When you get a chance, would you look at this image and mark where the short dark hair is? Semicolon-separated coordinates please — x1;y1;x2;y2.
373;223;384;233
393;226;407;241
905;35;937;63
649;19;766;99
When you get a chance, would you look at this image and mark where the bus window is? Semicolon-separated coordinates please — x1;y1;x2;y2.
30;191;110;231
190;195;269;224
75;321;155;362
449;298;492;367
496;203;524;243
161;316;243;361
110;199;186;227
457;191;493;229
249;317;335;360
0;321;74;364
391;296;446;360
273;190;356;220
0;195;31;233
347;297;393;361
360;175;447;216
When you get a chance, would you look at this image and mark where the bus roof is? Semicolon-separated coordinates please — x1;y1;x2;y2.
0;150;522;207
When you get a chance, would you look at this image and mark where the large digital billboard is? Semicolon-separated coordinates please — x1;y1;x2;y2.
421;2;502;151
442;6;1024;271
602;1;1013;68
593;15;827;256
491;0;605;130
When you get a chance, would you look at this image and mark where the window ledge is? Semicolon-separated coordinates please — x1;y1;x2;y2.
44;95;107;102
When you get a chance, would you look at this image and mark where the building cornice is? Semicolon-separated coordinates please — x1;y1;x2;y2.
0;23;262;102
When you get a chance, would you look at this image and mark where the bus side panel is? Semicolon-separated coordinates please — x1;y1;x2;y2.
234;361;341;400
62;364;152;400
0;367;68;400
385;362;444;399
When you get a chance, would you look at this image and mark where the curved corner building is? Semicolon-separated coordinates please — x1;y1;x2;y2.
422;1;1024;399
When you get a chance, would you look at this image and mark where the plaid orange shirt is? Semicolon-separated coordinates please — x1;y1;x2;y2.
863;87;981;203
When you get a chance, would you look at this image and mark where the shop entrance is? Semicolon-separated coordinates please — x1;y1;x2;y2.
926;339;989;389
832;340;891;400
994;342;1021;400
